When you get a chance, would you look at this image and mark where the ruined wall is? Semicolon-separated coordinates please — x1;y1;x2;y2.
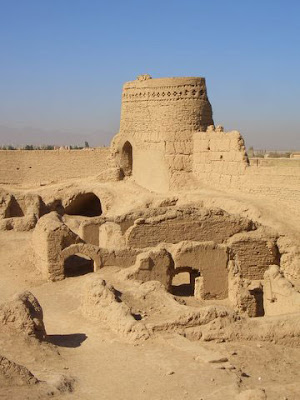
126;209;253;248
229;232;280;280
125;247;175;290
32;212;81;280
192;127;249;186
114;75;214;191
172;241;229;299
193;129;300;209
263;265;300;315
0;148;116;186
0;190;43;231
115;75;300;197
242;158;300;210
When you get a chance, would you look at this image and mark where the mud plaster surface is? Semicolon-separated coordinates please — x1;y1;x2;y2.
0;177;299;399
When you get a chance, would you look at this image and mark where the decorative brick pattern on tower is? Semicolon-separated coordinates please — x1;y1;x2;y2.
113;76;214;191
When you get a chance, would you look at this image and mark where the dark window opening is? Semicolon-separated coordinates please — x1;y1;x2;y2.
120;141;133;179
64;193;102;217
64;254;94;277
171;269;200;297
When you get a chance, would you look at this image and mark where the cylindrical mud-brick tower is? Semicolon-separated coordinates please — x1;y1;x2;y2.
113;75;214;192
120;76;213;140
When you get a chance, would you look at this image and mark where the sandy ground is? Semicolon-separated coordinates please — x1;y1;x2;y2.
0;229;300;400
1;180;300;399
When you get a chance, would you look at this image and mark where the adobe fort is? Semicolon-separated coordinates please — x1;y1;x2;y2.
0;75;300;399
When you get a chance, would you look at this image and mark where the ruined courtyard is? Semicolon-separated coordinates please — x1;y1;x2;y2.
0;75;300;400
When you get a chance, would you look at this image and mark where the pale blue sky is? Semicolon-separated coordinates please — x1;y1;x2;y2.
0;0;299;149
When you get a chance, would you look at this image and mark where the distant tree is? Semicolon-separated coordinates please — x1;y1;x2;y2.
248;146;254;157
84;141;90;148
0;145;16;150
268;151;291;158
24;145;34;150
255;151;265;158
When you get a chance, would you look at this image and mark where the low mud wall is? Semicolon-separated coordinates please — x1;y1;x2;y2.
0;148;117;185
194;154;300;209
242;158;300;208
126;210;254;248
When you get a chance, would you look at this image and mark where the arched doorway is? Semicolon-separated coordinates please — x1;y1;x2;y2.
60;243;101;278
64;193;102;217
120;141;133;179
64;253;94;277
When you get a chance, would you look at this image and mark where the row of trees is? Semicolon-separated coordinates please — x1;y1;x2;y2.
0;142;90;150
247;147;291;158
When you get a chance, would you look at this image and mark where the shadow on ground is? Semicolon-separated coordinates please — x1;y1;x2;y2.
47;333;87;348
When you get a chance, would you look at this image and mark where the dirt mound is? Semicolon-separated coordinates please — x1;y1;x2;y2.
83;269;300;348
123;247;174;290
227;313;300;346
82;272;238;342
195;311;300;346
0;354;76;400
0;189;45;232
81;275;150;341
263;265;300;315
0;291;46;340
0;354;38;386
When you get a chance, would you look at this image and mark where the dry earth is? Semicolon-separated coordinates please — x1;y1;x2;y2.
0;179;300;400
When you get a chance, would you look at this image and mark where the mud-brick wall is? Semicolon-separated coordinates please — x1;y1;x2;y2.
0;148;117;185
192;129;249;187
193;131;300;211
242;158;300;212
126;211;252;248
117;76;214;192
